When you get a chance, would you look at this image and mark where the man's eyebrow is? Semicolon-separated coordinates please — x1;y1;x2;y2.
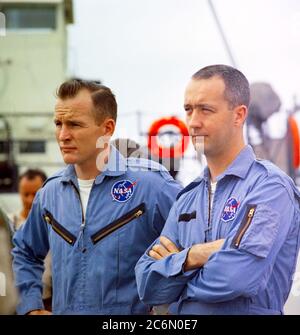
184;103;216;110
53;118;84;124
198;103;215;109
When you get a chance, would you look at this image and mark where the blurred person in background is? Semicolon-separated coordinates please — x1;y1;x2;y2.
9;169;52;311
247;82;289;174
0;207;18;314
111;138;147;159
9;169;47;230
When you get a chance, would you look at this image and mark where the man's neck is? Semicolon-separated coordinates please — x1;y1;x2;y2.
207;143;246;182
75;164;100;180
75;148;109;180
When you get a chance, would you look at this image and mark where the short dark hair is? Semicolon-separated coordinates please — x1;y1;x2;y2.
19;169;47;183
56;79;117;123
192;64;250;109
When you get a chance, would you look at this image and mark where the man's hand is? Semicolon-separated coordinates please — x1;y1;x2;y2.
148;237;225;272
27;309;52;315
149;236;180;260
184;239;225;271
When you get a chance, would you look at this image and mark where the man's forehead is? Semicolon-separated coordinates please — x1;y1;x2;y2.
54;104;89;121
55;105;77;120
184;77;225;101
55;91;93;120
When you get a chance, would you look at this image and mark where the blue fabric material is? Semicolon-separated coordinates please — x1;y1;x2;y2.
12;146;182;314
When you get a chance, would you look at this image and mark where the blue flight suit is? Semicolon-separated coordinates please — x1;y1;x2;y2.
135;145;300;314
12;146;182;314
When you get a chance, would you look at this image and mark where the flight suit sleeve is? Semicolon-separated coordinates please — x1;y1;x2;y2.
12;190;50;314
135;202;197;305
185;181;300;303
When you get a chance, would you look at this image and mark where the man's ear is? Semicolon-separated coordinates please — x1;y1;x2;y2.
102;118;116;136
234;105;248;126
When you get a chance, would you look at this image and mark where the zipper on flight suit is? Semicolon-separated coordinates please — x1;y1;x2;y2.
43;210;76;245
70;181;86;251
205;182;212;242
91;203;146;244
232;205;257;248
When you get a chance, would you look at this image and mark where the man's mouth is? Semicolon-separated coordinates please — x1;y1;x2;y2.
191;135;207;140
61;147;77;152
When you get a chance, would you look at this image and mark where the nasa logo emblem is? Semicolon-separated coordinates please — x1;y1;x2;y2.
221;197;239;222
111;180;136;202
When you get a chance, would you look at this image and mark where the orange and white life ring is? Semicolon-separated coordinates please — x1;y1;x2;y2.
288;115;300;169
147;117;189;158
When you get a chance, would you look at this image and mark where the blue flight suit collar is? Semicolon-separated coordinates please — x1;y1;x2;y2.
60;144;127;185
216;145;256;181
204;145;256;182
177;145;256;200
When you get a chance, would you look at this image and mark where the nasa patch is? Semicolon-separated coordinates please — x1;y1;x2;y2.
111;180;136;202
221;197;239;222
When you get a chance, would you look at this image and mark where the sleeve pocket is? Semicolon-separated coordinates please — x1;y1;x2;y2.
233;204;280;258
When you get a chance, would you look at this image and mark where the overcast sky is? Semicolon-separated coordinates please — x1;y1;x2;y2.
68;0;300;140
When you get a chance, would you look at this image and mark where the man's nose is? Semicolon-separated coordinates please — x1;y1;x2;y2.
188;110;203;130
58;125;71;141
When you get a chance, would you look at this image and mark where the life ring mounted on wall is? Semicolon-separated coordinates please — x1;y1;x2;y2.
147;117;189;158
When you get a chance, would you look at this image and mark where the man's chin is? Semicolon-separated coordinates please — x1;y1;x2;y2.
193;141;205;155
62;154;77;165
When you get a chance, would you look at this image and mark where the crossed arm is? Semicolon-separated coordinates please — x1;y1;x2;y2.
136;181;295;307
149;236;225;271
135;234;225;305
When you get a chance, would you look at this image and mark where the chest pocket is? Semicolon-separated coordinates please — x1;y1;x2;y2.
43;210;76;246
177;211;204;247
91;203;146;244
178;211;196;222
